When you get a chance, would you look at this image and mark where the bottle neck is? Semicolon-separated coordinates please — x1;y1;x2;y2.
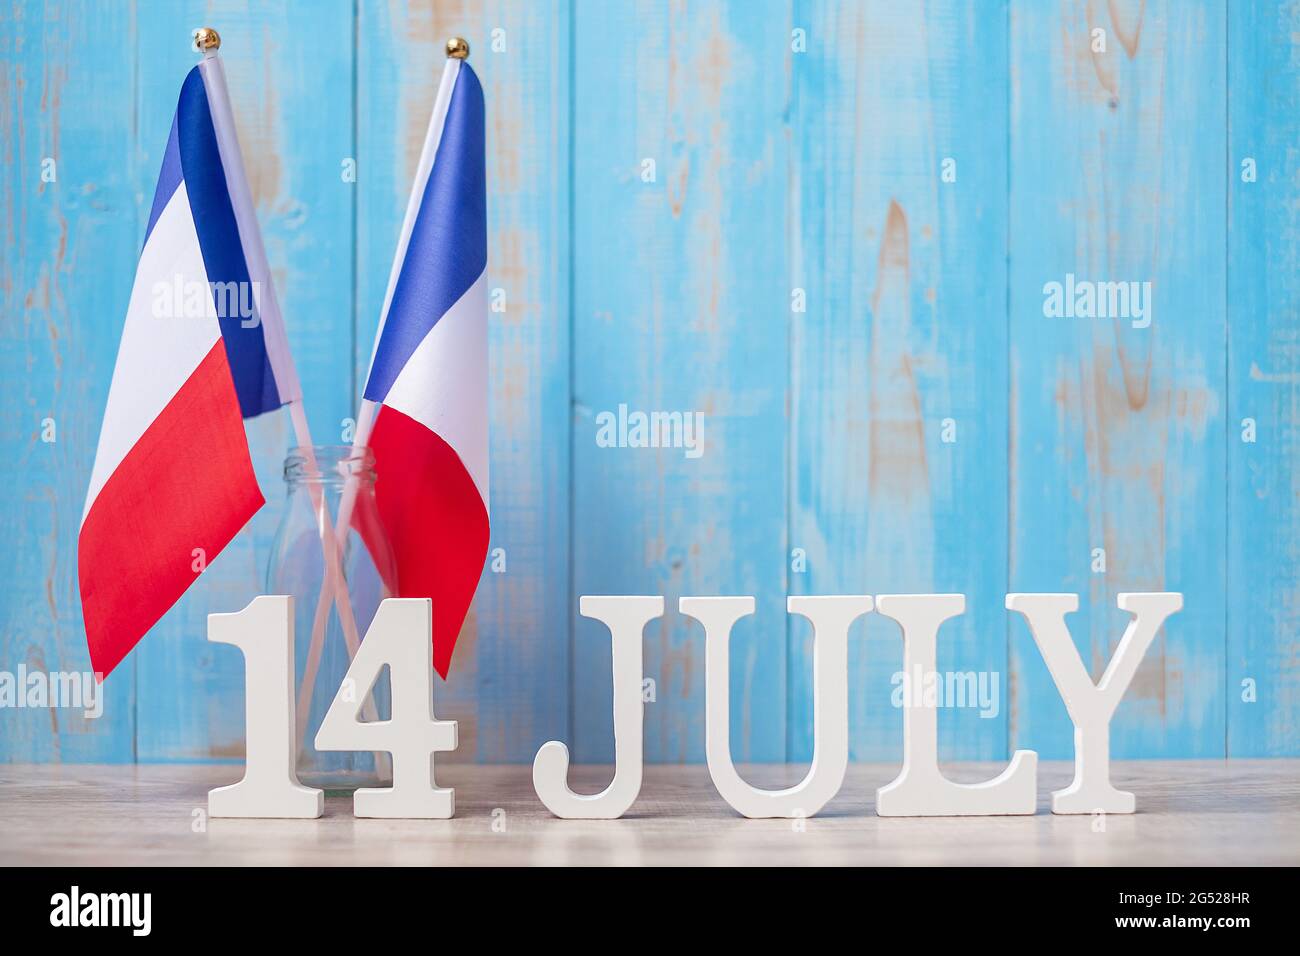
284;446;376;490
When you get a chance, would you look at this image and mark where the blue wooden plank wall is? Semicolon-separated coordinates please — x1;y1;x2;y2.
787;1;1010;763
1227;0;1300;757
1;0;1295;764
1008;0;1229;759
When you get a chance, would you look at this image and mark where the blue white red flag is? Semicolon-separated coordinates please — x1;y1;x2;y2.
79;57;298;676
357;56;488;678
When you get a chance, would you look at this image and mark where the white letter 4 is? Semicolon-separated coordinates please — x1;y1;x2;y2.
314;598;457;818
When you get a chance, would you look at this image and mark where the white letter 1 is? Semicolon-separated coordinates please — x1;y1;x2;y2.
207;596;322;819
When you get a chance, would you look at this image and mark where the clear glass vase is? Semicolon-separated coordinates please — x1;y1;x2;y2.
266;445;394;792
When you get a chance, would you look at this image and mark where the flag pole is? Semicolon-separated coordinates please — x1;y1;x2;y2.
192;28;387;776
297;37;471;706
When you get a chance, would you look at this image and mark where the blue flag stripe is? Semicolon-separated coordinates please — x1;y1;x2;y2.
363;61;486;404
176;66;282;419
143;115;182;247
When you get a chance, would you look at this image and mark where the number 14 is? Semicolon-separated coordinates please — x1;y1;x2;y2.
208;596;457;819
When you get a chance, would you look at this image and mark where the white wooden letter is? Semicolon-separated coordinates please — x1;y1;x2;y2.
207;596;322;819
681;595;868;818
1006;591;1183;814
875;594;1037;816
314;598;457;818
533;596;663;819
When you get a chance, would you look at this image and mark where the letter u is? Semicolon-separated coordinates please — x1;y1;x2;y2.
680;595;871;818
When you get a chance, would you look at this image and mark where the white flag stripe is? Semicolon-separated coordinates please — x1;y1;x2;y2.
82;183;221;522
384;269;490;506
366;58;463;381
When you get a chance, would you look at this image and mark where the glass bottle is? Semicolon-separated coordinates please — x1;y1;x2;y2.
266;445;393;792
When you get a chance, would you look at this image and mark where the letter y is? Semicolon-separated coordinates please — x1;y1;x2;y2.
1006;592;1182;813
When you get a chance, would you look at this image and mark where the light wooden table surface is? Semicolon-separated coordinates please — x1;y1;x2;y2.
1;761;1296;866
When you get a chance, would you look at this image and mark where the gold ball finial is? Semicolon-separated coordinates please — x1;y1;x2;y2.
445;37;470;59
193;27;221;53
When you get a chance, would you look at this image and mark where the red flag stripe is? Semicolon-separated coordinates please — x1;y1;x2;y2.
365;404;489;678
78;341;263;677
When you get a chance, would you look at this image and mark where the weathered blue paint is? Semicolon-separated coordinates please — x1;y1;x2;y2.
0;0;138;761
0;0;1294;764
788;0;1011;763
572;0;792;763
1008;0;1228;758
1227;0;1300;757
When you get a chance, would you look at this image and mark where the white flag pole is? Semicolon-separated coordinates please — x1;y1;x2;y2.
193;29;386;772
297;42;468;705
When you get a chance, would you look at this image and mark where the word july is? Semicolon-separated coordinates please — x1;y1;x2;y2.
209;591;1180;822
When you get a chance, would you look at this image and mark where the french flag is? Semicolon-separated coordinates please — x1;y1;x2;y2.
79;56;298;677
355;54;489;679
